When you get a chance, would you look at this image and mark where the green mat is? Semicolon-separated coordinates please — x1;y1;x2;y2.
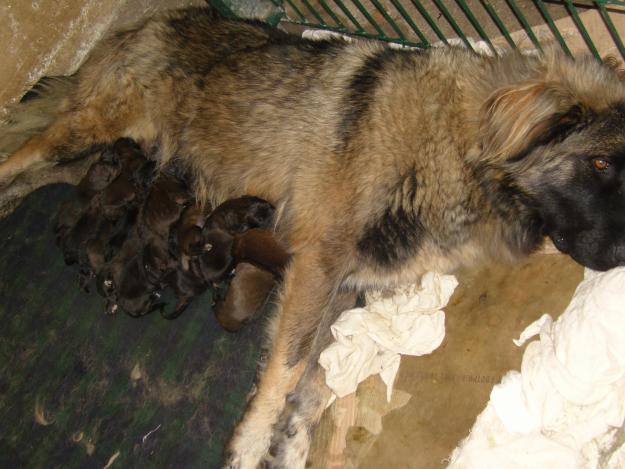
0;184;264;468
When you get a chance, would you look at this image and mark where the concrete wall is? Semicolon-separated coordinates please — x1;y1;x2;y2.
0;0;204;112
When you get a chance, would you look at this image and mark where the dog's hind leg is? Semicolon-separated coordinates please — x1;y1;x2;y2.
0;77;153;216
0;81;150;186
266;290;358;469
224;246;351;469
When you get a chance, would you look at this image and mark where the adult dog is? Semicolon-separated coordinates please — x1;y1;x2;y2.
2;7;625;468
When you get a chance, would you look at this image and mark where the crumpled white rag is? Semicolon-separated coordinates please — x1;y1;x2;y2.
448;267;625;468
319;272;458;402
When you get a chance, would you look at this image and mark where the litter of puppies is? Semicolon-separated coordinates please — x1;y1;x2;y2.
53;138;290;330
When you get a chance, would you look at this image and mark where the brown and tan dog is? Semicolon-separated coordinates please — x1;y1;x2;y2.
3;8;625;468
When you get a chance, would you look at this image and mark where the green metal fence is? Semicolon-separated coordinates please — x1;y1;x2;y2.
215;1;625;61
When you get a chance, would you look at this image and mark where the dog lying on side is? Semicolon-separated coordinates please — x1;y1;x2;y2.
3;7;625;468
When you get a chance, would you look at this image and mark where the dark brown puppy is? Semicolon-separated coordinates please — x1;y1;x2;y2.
53;148;121;245
213;229;290;331
166;197;276;319
56;139;151;271
214;263;276;332
97;139;155;220
231;228;290;277
194;196;276;280
138;169;191;282
171;203;212;271
203;196;275;234
96;225;163;317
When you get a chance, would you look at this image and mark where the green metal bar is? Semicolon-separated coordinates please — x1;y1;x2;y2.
389;0;430;46
285;0;307;22
598;2;625;61
350;0;386;37
301;0;327;25
481;0;516;49
456;0;497;54
319;0;347;29
280;18;423;47
369;0;406;40
566;0;601;60
534;0;573;56
431;0;475;51
269;0;282;7
410;0;448;45
505;0;543;51
332;0;365;32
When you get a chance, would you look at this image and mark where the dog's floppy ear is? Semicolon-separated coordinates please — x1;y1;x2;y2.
478;80;591;162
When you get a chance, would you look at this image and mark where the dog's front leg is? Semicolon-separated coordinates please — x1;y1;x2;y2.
268;289;358;469
224;246;344;469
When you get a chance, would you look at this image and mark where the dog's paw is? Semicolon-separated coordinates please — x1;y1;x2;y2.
266;413;311;469
224;428;273;469
222;451;241;469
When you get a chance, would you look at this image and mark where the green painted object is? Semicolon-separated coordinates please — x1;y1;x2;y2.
252;0;625;61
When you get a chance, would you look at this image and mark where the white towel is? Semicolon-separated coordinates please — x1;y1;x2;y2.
448;267;625;468
319;272;458;402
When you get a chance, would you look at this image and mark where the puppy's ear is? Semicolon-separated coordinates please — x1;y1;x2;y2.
478;81;592;162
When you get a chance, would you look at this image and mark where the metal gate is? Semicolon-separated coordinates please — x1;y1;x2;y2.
212;0;625;60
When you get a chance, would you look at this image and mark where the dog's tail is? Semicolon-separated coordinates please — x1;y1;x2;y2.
0;76;76;161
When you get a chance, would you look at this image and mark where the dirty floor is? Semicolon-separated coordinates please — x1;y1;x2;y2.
0;185;265;468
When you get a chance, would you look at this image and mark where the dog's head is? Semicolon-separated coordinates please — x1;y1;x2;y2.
476;51;625;271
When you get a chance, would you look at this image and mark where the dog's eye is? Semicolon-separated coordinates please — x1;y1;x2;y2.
592;157;611;171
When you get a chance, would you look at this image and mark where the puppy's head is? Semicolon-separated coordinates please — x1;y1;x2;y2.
139;172;190;235
117;256;164;317
112;138;156;188
76;149;121;196
476;50;625;270
207;196;275;233
197;228;234;281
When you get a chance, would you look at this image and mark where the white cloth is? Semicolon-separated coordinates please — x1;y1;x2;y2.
448;267;625;468
319;272;458;402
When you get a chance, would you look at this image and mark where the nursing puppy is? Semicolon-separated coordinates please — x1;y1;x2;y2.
53;148;121;245
3;8;625;468
214;263;276;332
138;168;191;282
215;231;290;332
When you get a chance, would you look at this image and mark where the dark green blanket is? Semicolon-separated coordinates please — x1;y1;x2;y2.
0;185;263;468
